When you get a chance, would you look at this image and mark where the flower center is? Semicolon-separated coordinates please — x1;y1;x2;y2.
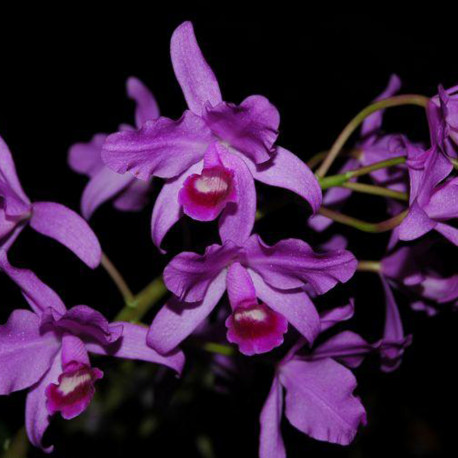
45;362;103;420
179;167;236;221
225;302;288;356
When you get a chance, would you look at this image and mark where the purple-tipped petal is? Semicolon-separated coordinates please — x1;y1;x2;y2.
280;358;366;445
87;322;185;375
126;76;160;127
250;270;320;345
0;310;60;394
101;111;213;181
68;134;107;177
244;235;357;294
171;21;222;115
163;241;238;302
30;202;102;268
81;167;135;219
26;350;62;452
147;271;227;354
204;96;279;164
151;161;203;251
259;377;286;458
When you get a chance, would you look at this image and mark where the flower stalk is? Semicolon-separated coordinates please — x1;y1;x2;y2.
101;253;134;303
316;95;429;177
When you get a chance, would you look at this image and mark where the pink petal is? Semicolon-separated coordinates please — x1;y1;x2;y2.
126;76;160;127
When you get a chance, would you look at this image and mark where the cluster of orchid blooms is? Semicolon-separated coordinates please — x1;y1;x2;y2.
1;20;457;456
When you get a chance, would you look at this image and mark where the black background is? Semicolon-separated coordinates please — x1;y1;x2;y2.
1;9;457;458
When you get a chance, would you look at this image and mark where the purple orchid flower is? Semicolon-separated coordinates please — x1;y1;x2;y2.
68;77;158;219
427;84;458;158
147;233;357;356
0;303;184;452
310;74;408;231
101;22;321;250
0;136;101;310
397;140;458;246
259;303;370;457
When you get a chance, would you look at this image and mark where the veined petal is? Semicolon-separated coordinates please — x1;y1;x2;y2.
26;350;62;452
0;310;60;394
259;377;286;458
250;270;320;345
86;322;185;375
204;96;280;164
435;222;458;246
244;235;357;294
81;167;135;219
170;21;222;115
163;241;239;302
424;177;458;220
319;299;355;333
147;270;227;354
101;111;213;180
30;202;102;268
151;161;203;251
398;201;436;242
280;358;366;445
242;146;322;214
126;76;160;127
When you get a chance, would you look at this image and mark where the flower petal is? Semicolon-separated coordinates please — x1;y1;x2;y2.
170;21;222;115
147;270;227;354
30;201;102;268
26;350;62;452
86;322;185;375
435;222;458;246
151;161;203;251
113;179;152;212
398;201;436;242
163;241;238;302
101;111;213;180
0;245;67;315
280;358;366;445
218;147;256;245
250;270;320;344
0;310;60;394
67;133;107;177
319;299;355;332
259;377;286;458
424;177;458;220
204;96;279;164
81;167;135;219
126;76;160;127
244;235;357;294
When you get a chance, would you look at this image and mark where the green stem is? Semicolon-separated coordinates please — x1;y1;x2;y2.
451;157;458;170
318;207;408;233
340;182;408;201
2;427;28;458
319;155;407;189
101;253;134;303
115;277;167;322
200;342;236;356
357;260;382;273
316;95;429;178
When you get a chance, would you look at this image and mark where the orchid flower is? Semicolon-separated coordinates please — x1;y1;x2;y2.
68;77;158;219
147;233;357;356
397;140;458;246
259;302;370;458
0;303;184;452
0;136;101;310
101;22;321;250
310;74;409;231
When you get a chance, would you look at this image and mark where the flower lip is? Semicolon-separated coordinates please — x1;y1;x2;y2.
178;165;237;221
45;361;103;420
225;300;288;356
